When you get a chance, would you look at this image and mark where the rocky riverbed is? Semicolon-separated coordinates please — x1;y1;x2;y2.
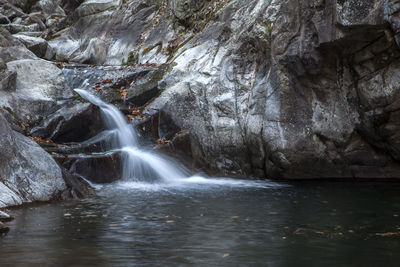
1;0;400;209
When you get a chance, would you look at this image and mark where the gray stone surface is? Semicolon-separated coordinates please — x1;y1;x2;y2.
12;34;51;58
3;59;74;125
0;113;66;208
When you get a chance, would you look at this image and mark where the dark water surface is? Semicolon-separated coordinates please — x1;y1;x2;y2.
1;180;400;266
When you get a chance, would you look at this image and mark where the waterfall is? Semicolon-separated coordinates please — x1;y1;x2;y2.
74;89;275;190
74;89;189;183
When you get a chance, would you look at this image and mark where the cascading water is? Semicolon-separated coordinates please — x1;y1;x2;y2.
74;88;276;190
74;89;189;184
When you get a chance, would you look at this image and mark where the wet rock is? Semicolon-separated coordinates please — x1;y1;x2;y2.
0;113;66;208
30;102;104;143
61;168;94;199
156;130;193;160
57;152;122;184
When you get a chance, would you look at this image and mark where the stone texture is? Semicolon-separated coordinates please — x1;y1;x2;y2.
0;113;66;208
57;152;122;184
4;59;74;125
30;102;104;143
12;34;52;58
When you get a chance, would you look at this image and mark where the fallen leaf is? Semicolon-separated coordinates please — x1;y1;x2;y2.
126;115;135;121
157;138;171;145
101;78;113;84
120;91;128;99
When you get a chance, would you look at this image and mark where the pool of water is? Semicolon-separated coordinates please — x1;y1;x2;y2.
1;179;400;266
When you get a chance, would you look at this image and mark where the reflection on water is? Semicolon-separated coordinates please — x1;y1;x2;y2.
1;181;400;266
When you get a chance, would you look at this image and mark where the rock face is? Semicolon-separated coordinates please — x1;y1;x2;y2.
62;0;400;179
0;113;66;208
3;0;400;181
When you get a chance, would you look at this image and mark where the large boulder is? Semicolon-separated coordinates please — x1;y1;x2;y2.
0;27;38;63
0;113;66;208
12;34;54;59
2;59;74;125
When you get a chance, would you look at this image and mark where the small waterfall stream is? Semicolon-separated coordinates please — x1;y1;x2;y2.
74;89;189;184
74;88;273;189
